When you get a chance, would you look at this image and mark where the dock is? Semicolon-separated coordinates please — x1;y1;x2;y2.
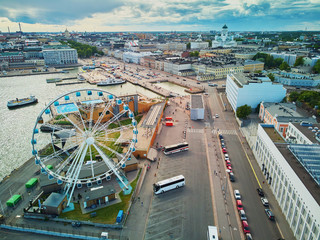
55;81;85;86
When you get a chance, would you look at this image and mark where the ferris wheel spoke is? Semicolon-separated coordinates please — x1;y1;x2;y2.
92;143;128;189
75;104;88;132
59;113;85;135
93;110;127;134
91;101;113;132
66;143;89;206
65;142;86;180
55;147;80;175
95;141;125;161
89;145;95;178
88;103;95;130
40;142;80;163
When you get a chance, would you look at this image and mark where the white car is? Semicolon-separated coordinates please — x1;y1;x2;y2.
234;190;241;200
239;210;247;221
261;197;269;207
215;114;219;118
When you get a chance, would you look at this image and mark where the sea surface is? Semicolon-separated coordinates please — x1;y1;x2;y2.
0;69;188;181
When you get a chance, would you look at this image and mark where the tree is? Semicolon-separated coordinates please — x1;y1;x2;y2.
236;105;252;119
313;59;320;73
267;73;275;82
294;56;304;67
186;42;191;50
279;61;290;71
289;91;299;102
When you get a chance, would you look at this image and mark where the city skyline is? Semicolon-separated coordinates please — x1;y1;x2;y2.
0;0;319;33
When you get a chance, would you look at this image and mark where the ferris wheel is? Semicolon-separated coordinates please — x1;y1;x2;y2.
31;89;138;205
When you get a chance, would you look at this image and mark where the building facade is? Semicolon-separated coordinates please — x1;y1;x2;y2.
212;24;237;48
226;73;286;112
192;63;244;80
43;47;78;65
0;52;24;63
274;71;320;87
271;52;297;66
254;124;320;240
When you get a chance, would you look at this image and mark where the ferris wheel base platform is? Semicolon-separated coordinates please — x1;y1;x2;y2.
117;177;132;195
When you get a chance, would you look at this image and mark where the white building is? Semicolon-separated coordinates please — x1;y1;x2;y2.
190;95;204;120
43;46;78;65
254;124;320;240
311;56;320;67
274;71;320;87
226;73;286;112
164;60;192;75
190;35;209;49
122;51;152;64
271;52;297;66
212;24;237;48
157;42;186;51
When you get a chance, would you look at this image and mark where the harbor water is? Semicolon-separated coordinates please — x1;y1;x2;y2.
0;69;167;181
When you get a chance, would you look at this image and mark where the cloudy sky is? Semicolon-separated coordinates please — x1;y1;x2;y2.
0;0;319;32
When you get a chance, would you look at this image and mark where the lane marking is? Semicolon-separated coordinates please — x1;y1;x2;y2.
144;225;182;240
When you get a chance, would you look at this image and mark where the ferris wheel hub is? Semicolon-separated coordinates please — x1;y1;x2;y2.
86;137;95;145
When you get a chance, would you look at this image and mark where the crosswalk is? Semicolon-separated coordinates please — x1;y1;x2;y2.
187;128;204;134
211;129;237;135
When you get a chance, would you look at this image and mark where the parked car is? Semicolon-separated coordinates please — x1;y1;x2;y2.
246;233;253;240
261;197;269;207
265;209;275;220
242;220;250;234
226;160;231;166
219;134;223;139
222;148;227;154
257;188;264;197
236;200;244;210
229;172;235;182
234;190;241;200
227;165;232;171
72;221;81;227
239;210;247;221
224;154;229;160
221;143;225;148
215;114;219;118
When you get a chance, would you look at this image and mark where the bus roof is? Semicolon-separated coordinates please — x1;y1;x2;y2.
207;226;218;240
156;175;185;186
164;142;188;149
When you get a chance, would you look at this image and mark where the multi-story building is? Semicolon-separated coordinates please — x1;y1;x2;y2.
259;102;317;137
0;52;24;63
42;45;78;65
254;124;320;240
243;60;264;72
157;42;186;51
271;52;297;66
123;51;152;64
226;73;286;112
192;62;244;80
273;71;320;87
164;59;192;75
286;122;320;144
190;35;209;50
311;56;320;67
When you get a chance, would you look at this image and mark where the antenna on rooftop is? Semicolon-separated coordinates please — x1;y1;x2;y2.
19;22;22;32
8;26;10;34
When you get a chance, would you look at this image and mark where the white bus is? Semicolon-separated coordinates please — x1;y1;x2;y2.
207;226;219;240
153;175;185;194
163;142;189;155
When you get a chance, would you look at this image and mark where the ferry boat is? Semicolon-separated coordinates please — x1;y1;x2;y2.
46;78;62;83
7;96;38;109
97;78;126;86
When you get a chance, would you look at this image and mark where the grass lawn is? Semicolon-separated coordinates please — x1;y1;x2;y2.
59;169;140;224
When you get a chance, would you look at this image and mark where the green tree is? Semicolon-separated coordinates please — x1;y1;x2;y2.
194;51;199;57
205;40;212;48
279;61;290;71
186;42;191;50
294;56;304;67
236;104;252;119
274;58;284;68
289;92;300;102
267;73;275;82
313;60;320;73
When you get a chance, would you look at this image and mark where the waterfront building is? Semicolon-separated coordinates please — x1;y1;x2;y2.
273;71;320;87
0;52;24;63
311;56;320;67
212;24;237;48
259;102;317;137
42;45;78;65
243;60;264;73
254;124;320;240
271;52;297;66
123;51;152;64
226;73;286;112
164;59;193;75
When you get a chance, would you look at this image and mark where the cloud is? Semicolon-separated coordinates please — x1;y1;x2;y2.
0;0;319;32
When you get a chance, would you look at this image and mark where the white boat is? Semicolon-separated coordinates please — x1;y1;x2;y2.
97;78;126;86
77;74;85;81
46;78;62;83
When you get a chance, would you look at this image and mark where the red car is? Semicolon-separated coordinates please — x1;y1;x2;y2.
236;200;243;210
227;165;232;171
222;148;227;154
226;160;231;166
242;221;250;234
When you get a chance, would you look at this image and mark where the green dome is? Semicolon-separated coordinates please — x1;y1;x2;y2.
222;24;228;29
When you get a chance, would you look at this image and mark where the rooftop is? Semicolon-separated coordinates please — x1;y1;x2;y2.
191;95;204;109
43;192;66;208
277;144;320;205
263;126;286;143
231;73;272;86
292;122;320;144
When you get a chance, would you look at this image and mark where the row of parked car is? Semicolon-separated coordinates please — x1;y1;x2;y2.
219;134;235;182
219;134;252;239
257;188;275;221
